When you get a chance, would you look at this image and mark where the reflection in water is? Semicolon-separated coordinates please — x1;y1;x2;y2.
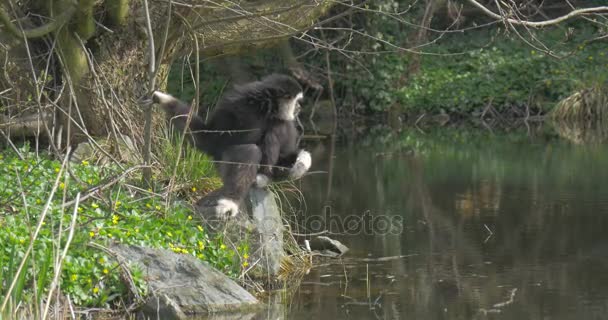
282;132;608;320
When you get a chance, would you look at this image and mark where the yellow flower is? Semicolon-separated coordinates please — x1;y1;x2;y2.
197;253;205;259
112;214;119;224
103;268;109;275
197;241;205;250
197;225;203;232
98;257;105;264
166;231;173;237
93;287;99;294
81;160;89;166
220;244;226;250
191;186;197;192
54;167;60;173
181;248;189;254
146;203;152;208
187;215;192;220
78;207;83;213
242;261;249;268
59;182;65;190
19;238;25;244
36;199;42;204
91;203;99;209
115;200;121;208
155;205;161;210
71;274;78;281
243;253;249;260
89;231;95;238
87;179;93;184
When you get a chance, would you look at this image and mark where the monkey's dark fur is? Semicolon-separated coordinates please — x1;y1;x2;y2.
153;74;311;218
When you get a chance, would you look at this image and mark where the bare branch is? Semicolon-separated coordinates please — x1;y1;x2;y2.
467;0;608;27
0;2;76;38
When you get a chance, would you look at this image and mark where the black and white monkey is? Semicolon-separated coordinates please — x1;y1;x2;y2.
151;74;311;218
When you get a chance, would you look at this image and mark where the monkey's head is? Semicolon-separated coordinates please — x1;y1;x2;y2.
260;74;303;121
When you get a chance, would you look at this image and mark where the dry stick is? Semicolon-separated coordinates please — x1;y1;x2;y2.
166;14;200;202
0;1;76;38
467;0;608;27
322;30;338;201
14;167;38;316
43;94;125;170
42;193;81;319
10;2;43;156
142;0;156;187
0;147;71;312
154;1;172;83
61;165;146;209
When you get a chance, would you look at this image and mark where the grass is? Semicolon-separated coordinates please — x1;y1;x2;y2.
0;143;250;317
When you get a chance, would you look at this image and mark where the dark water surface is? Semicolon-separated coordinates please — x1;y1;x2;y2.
283;130;608;320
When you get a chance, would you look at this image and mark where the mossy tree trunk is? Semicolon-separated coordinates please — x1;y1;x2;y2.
0;0;332;149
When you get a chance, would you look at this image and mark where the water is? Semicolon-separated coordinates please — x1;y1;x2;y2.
283;129;608;320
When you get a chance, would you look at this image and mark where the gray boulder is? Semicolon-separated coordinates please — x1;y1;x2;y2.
309;236;349;257
198;188;286;280
111;245;258;319
248;187;285;277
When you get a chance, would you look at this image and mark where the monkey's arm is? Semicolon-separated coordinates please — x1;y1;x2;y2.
258;129;281;178
255;149;311;187
153;91;208;150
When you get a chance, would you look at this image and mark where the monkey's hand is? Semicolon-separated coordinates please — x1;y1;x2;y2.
288;150;311;180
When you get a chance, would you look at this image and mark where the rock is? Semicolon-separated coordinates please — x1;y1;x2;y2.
198;187;286;280
248;187;285;276
309;236;349;257
111;245;258;319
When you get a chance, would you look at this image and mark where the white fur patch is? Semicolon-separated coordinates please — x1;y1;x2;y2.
152;91;176;104
215;198;239;218
289;150;311;179
278;92;303;121
255;174;270;188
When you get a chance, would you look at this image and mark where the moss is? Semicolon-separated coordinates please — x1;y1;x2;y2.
74;0;96;40
106;0;129;26
57;29;88;82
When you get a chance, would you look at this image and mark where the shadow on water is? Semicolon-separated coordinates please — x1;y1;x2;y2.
275;127;608;320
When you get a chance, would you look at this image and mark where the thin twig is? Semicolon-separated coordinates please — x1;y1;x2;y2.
42;193;81;319
467;0;608;27
142;0;156;187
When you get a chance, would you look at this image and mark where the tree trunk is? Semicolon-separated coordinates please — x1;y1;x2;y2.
0;0;333;151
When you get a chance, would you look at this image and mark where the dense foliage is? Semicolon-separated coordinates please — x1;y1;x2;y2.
338;25;607;115
0;146;249;309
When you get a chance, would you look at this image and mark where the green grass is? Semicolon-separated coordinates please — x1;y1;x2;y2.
0;145;250;314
